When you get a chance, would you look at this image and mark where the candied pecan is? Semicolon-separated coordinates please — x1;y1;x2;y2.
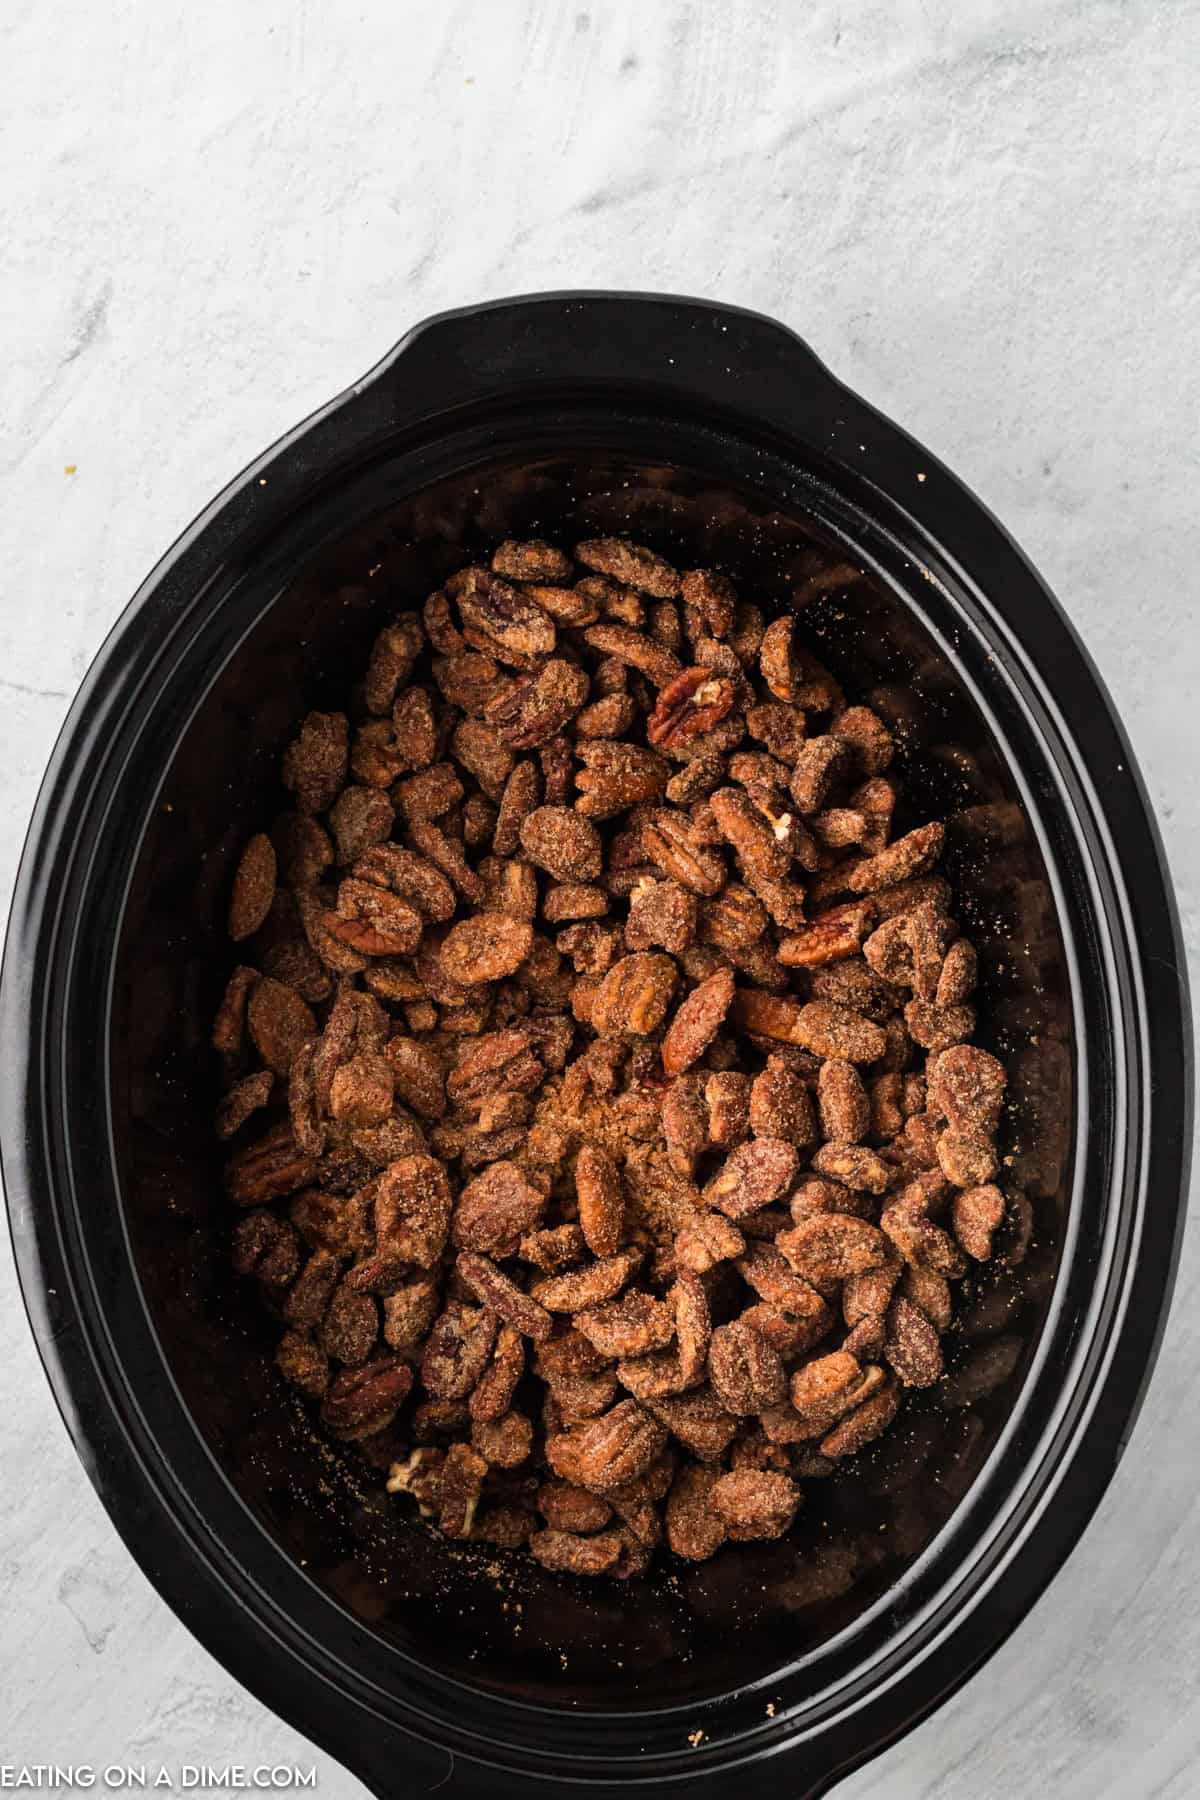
350;717;411;788
952;1183;1005;1260
471;1410;533;1469
703;1139;799;1219
329;1051;394;1127
321;1355;413;1440
704;1069;752;1147
514;805;601;882
390;686;439;771
421;1301;499;1400
381;1037;445;1121
621;878;694;957
811;1141;892;1195
245;977;315;1077
273;812;334;889
282;711;348;814
788;1350;879;1431
844;823;945;897
275;1330;330;1399
700;883;768;953
578;623;680;689
227;1122;317;1207
541;882;606;925
429;649;499;719
374;1154;451;1268
395;761;463;825
899;1262;953;1331
531;1249;639;1313
468;1323;525;1423
708;1318;786;1414
576;538;680;599
351;844;456;923
434;1442;487;1538
563;1399;668;1493
645;1386;738;1461
831;705;893;774
574;1144;625;1257
817;1376;900;1457
577;1292;675;1359
455;566;557;664
672;1271;711;1384
228;833;277;942
557;921;621;977
927;1044;1006;1134
457;1252;553;1341
880;1203;967;1278
534;735;570;807
282;1247;342;1329
817;1061;870;1144
437;912;533;985
661;967;734;1075
936;936;978;1006
710;1469;800;1540
789;736;846;814
231;1209;300;1287
647;667;735;748
530;1527;623;1575
589;952;677;1036
736;1240;828;1317
323;879;423;957
779;1214;889;1281
216;1069;275;1140
453;1162;545;1257
471;1506;536;1548
674;1209;745;1274
486;659;590;749
747;1304;833;1357
843;1255;902;1325
884;1296;943;1387
709;785;791;880
491;759;540;857
868;1071;904;1139
537;1481;613;1533
491;537;573;583
327;788;394;866
778;901;875;968
637;809;725;897
290;1186;371;1257
906;999;976;1052
574;741;670;820
520;1224;587;1272
744;1058;820;1144
320;1281;379;1365
680;567;736;636
450;717;513;802
574;692;637;739
360;616;423;715
937;1126;999;1188
381;1278;440;1357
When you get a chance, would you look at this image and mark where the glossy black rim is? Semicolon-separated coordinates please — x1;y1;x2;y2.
1;293;1191;1798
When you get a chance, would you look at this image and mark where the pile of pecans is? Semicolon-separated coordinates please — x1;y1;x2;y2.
215;533;1012;1578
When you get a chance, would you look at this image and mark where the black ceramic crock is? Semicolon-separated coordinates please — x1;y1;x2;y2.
2;293;1191;1797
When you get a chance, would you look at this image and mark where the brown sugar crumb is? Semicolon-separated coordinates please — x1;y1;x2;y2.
214;530;1017;1579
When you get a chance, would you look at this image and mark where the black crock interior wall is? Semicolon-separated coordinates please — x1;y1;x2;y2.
111;450;1071;1708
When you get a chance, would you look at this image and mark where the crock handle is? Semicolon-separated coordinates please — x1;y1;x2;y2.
353;289;842;440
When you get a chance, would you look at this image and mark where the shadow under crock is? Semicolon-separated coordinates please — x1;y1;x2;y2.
112;450;1071;1709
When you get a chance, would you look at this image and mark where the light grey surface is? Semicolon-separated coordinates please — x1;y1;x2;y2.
2;0;1198;1793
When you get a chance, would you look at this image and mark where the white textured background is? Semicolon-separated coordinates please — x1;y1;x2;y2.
2;1;1198;1794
